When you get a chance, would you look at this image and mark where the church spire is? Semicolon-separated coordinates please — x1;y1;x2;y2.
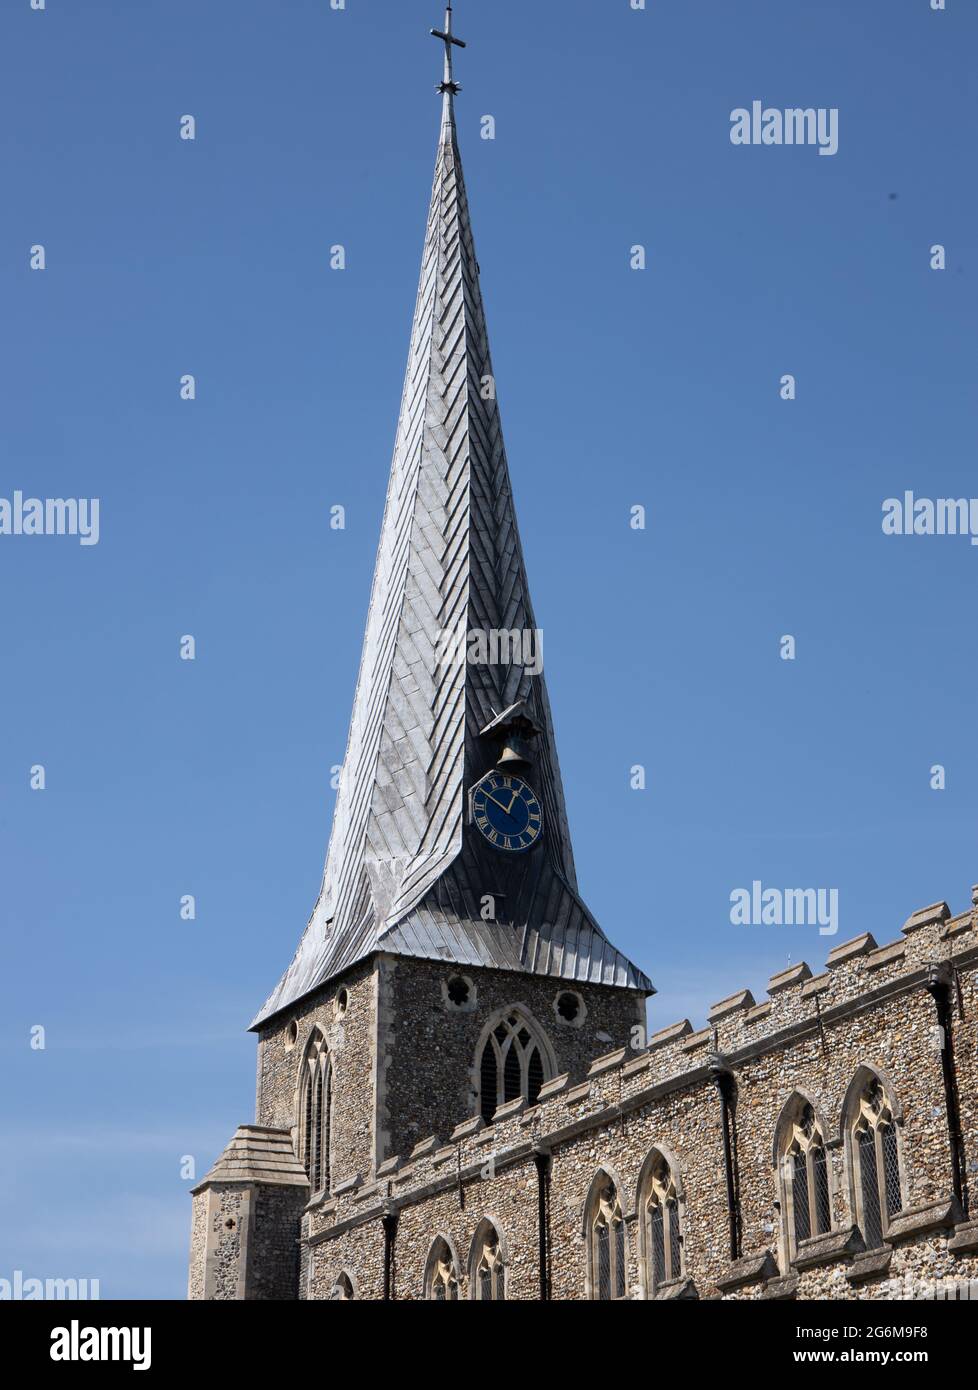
252;10;650;1028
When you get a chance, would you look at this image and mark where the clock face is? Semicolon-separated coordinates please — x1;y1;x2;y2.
471;772;543;853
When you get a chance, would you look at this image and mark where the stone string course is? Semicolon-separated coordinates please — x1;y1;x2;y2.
190;887;978;1300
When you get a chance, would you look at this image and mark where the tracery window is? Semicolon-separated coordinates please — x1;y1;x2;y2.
641;1153;682;1291
587;1176;627;1301
850;1077;902;1249
425;1237;460;1301
470;1221;505;1300
781;1102;832;1249
298;1029;331;1195
476;1009;550;1124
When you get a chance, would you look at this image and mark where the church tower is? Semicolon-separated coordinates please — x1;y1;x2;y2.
190;7;651;1299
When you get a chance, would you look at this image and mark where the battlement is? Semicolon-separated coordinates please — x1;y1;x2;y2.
302;885;978;1253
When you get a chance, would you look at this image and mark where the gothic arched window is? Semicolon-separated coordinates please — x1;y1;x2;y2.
297;1029;332;1196
329;1272;354;1301
640;1152;682;1292
476;1008;551;1124
586;1174;627;1301
778;1100;832;1253
848;1075;903;1249
425;1237;460;1301
469;1220;505;1300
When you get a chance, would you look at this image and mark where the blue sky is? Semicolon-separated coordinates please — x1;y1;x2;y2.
2;0;975;1299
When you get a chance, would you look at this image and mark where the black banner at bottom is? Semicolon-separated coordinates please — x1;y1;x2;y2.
7;1294;969;1375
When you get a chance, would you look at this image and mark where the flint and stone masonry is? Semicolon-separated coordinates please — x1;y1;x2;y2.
191;895;978;1300
188;14;976;1301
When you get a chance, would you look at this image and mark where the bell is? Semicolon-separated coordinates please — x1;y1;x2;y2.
498;733;532;766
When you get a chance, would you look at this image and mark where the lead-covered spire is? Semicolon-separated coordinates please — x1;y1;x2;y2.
252;11;650;1027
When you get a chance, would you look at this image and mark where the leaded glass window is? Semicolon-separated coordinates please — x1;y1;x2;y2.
782;1102;831;1254
590;1179;626;1301
476;1010;550;1124
852;1078;902;1248
298;1030;331;1196
472;1225;505;1300
643;1154;682;1292
427;1239;459;1301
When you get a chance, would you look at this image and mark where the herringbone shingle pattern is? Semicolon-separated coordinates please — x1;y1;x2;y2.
252;98;651;1028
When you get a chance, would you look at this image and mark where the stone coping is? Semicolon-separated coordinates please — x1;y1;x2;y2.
648;1019;692;1050
902;901;950;934
768;963;811;994
866;941;906;971
450;1116;484;1141
826;933;877;968
588;1047;627;1077
708;989;756;1022
536;1073;570;1101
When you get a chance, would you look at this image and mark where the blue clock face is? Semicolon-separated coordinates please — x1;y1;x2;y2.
471;773;543;852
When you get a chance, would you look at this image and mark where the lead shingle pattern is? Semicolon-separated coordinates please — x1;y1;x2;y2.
252;99;651;1028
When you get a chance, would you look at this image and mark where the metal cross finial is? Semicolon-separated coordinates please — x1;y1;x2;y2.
431;4;466;96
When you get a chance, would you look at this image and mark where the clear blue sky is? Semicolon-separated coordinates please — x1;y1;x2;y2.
2;0;975;1299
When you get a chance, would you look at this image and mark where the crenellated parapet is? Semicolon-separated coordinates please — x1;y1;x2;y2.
291;885;978;1300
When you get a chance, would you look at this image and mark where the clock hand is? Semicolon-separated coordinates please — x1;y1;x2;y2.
483;791;516;817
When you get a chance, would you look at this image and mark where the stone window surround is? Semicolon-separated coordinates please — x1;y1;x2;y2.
329;1269;357;1300
773;1089;836;1265
295;1026;333;1198
472;1003;558;1123
552;988;587;1029
467;1216;508;1300
441;973;477;1013
582;1165;630;1301
424;1234;462;1301
635;1144;685;1297
843;1065;906;1249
